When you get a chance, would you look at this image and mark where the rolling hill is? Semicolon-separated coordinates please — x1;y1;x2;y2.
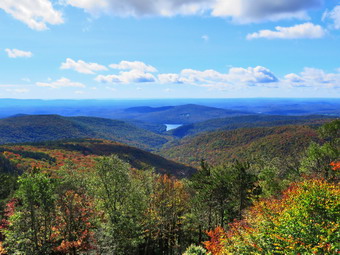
117;104;252;124
168;115;334;138
160;125;323;167
0;139;196;178
0;115;170;150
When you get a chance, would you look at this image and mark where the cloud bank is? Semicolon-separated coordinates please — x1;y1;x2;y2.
88;60;340;89
64;0;323;22
2;0;325;30
247;22;326;39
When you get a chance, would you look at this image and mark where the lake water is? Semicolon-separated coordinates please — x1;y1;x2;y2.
165;124;182;131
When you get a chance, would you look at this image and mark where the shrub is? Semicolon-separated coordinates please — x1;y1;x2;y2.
183;244;209;255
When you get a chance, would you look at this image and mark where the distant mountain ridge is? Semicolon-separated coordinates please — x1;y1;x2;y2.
0;115;170;150
120;104;252;124
0;99;339;119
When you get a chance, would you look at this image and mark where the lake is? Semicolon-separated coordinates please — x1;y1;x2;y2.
165;124;182;131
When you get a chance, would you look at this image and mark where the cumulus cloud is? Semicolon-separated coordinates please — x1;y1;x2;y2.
158;73;183;84
64;0;209;17
5;49;33;58
1;0;326;27
60;58;108;74
212;0;322;23
0;0;63;30
87;59;339;90
109;61;157;72
63;0;322;23
323;5;340;29
95;70;156;84
160;66;278;87
284;68;340;88
247;22;326;39
36;78;86;88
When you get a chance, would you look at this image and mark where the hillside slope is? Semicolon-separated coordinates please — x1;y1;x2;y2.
160;125;322;167
0;115;169;150
169;115;334;138
118;104;251;124
0;139;196;178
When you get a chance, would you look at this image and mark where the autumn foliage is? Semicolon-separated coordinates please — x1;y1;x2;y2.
203;227;226;255
205;179;340;254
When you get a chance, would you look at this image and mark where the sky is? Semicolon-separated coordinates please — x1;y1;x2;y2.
0;0;340;99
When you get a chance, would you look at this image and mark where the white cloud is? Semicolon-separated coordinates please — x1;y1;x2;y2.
109;61;157;72
323;5;340;29
159;66;339;89
212;0;322;23
202;35;209;41
158;66;278;88
247;22;326;40
6;88;30;93
64;0;209;17
0;0;63;30
228;66;278;83
158;73;183;84
284;68;340;88
60;58;108;74
95;70;156;84
64;0;322;23
5;49;33;58
36;77;86;88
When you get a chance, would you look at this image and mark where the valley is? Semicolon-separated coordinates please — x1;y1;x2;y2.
0;100;339;255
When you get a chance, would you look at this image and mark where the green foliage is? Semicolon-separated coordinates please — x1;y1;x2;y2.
0;114;170;150
4;171;57;254
170;114;333;138
300;119;339;179
161;125;321;167
0;119;339;255
1;139;196;178
218;179;340;255
87;155;146;254
183;244;208;255
188;160;257;236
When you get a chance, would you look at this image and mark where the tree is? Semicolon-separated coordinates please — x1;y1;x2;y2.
205;179;340;254
3;171;57;254
300;120;339;180
87;155;145;254
144;174;189;255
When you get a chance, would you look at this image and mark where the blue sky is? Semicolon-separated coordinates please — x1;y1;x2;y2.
0;0;340;99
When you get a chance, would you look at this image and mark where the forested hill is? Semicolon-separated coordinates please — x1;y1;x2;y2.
0;115;170;151
118;104;251;124
0;139;196;178
160;124;323;167
168;114;334;138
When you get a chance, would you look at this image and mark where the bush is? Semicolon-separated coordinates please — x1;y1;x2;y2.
205;179;340;254
183;244;208;255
